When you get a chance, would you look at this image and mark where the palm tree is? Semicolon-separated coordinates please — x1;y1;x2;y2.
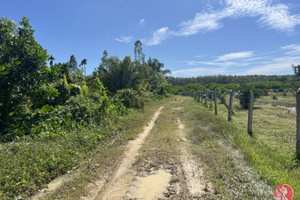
80;59;87;76
48;55;55;66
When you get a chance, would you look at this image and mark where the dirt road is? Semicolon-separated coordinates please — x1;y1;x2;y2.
62;96;272;200
78;98;213;200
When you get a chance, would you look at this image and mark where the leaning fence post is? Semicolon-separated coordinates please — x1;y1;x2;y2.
296;88;300;159
247;90;254;135
228;90;234;121
214;92;218;115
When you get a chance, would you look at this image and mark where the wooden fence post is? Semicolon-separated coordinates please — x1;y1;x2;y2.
210;93;213;110
296;88;300;159
247;90;254;135
204;93;207;106
214;92;218;115
228;90;234;121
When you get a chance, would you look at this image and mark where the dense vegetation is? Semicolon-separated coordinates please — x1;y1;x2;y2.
0;17;172;199
0;17;171;142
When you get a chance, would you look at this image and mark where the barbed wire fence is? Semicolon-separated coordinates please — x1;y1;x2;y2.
188;88;300;159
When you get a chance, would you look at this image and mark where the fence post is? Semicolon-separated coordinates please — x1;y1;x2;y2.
228;90;234;121
205;93;207;106
296;88;300;159
210;93;213;110
247;90;254;135
214;92;218;115
200;92;203;103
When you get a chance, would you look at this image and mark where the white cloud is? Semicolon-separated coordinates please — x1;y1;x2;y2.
144;27;170;46
177;12;223;36
216;51;254;61
225;0;300;32
139;18;146;25
281;44;300;55
115;36;133;44
143;0;300;45
243;62;292;75
174;45;300;76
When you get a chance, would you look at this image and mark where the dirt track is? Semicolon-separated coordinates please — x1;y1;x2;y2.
32;97;274;199
80;99;212;200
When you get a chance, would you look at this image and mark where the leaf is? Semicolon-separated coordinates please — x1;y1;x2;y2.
0;66;7;75
40;104;51;113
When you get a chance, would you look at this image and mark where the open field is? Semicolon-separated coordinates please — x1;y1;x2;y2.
199;92;300;198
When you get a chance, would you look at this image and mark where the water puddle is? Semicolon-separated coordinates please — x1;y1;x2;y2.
128;170;171;200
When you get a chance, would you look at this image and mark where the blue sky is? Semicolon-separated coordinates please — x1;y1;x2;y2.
1;0;300;77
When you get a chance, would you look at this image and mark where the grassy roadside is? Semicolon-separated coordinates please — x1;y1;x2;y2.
0;98;170;200
212;93;300;198
179;97;274;199
186;92;300;199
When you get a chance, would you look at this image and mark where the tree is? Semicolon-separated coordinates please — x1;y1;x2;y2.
147;57;171;74
80;58;87;76
101;50;108;65
48;55;55;66
97;56;137;93
0;17;48;136
134;40;145;64
69;54;78;74
292;64;300;76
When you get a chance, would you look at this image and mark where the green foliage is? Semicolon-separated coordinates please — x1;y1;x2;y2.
69;84;81;96
237;84;262;109
30;84;59;108
115;88;144;109
292;64;300;76
69;54;78;74
97;56;137;93
54;78;71;105
0;17;48;135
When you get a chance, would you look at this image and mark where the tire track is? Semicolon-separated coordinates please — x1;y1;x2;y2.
92;106;164;200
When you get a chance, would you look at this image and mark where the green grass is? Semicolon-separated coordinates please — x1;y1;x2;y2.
0;98;170;200
180;97;273;199
191;92;300;199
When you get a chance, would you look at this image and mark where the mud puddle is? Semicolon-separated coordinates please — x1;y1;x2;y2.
127;169;172;200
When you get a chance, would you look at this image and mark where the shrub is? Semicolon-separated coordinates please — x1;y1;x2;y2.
238;84;262;109
115;88;144;109
30;84;60;109
54;79;71;105
69;84;81;96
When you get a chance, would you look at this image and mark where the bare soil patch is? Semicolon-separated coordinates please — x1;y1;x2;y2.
92;106;164;200
177;118;212;199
